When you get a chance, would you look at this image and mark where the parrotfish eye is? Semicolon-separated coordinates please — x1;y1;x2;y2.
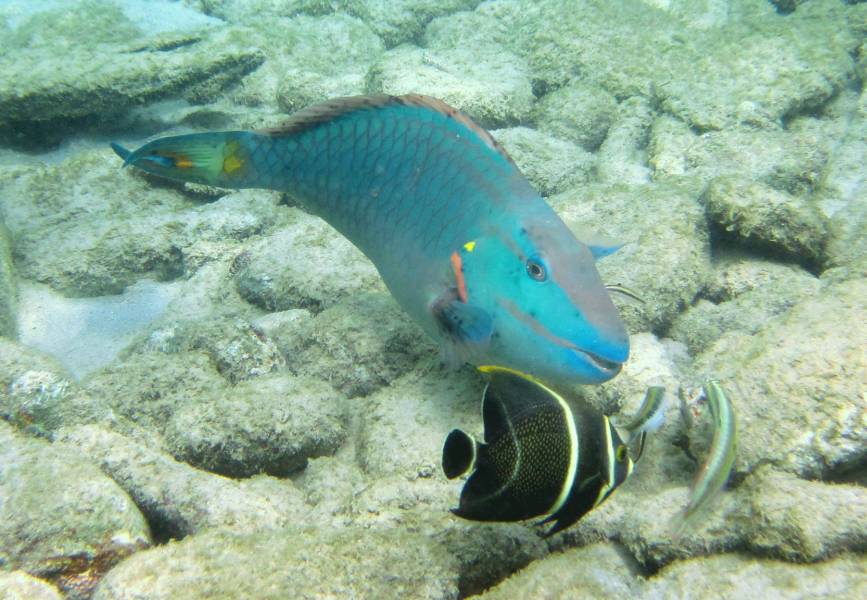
525;257;547;281
615;444;628;463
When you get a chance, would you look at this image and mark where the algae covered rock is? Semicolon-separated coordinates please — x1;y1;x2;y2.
0;152;284;297
368;44;534;129
0;222;15;337
0;571;63;600
649;116;831;193
0;18;262;125
476;543;639;599
232;14;384;113
0;422;150;599
233;209;382;313
164;374;347;477
134;317;285;383
669;256;821;355
92;526;460;600
550;180;711;334
656;2;857;130
644;553;867;599
703;176;829;268
0;338;110;435
740;466;867;562
83;350;226;433
56;425;307;539
695;278;866;479
356;363;481;479
531;81;619;151
291;293;436;397
491;127;595;197
297;0;479;47
596;96;654;184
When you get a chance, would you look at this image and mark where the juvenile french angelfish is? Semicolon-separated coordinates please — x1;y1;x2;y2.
111;95;629;385
442;366;638;536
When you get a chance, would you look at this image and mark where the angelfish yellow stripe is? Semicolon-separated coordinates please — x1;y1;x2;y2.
542;386;579;518
592;418;616;508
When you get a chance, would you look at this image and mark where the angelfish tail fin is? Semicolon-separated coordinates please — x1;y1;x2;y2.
442;429;478;479
110;131;257;188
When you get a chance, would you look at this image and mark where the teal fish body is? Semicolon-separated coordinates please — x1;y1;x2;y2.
442;367;635;536
112;95;629;385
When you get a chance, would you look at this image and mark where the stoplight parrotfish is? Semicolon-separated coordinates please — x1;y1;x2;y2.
672;380;737;536
442;366;652;536
111;94;629;386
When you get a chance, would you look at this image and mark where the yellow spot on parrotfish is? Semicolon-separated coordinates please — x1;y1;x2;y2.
463;240;476;252
222;141;245;175
174;155;193;169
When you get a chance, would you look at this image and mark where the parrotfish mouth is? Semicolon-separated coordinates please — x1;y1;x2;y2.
574;348;623;377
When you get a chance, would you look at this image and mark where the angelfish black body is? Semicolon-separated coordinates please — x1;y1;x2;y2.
442;367;634;536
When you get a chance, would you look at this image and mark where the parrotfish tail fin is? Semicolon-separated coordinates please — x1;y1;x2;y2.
110;131;254;188
442;429;479;479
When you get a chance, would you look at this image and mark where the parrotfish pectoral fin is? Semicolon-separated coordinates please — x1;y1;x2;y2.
431;289;493;359
110;142;132;163
587;242;624;260
569;226;625;260
442;429;478;479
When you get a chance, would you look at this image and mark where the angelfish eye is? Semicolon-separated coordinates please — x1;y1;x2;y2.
615;444;628;463
526;258;547;281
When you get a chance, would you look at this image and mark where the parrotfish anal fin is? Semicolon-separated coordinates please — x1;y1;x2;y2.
260;94;520;171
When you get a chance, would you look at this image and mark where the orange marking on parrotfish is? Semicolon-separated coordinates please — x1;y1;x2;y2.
174;155;193;169
451;251;468;303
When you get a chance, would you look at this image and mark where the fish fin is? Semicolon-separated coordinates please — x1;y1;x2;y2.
430;288;493;350
112;132;251;187
442;429;478;479
261;94;520;170
110;142;132;162
480;369;563;443
588;242;624;260
480;383;513;444
629;431;648;463
568;226;625;260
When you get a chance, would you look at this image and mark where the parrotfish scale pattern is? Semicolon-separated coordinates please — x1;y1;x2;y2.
244;103;519;264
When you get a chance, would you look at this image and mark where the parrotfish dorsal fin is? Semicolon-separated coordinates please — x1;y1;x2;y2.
480;367;561;443
259;94;520;170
